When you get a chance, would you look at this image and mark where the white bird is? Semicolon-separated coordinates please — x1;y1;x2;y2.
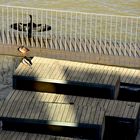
22;56;32;66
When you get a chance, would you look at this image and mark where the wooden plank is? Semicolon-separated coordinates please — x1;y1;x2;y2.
51;61;63;79
29;92;44;119
83;106;92;124
90;65;104;84
98;66;110;84
125;69;136;84
102;67;113;85
93;66;106;84
132;103;140;119
130;69;140;84
67;62;82;81
32;59;48;78
47;104;57;121
38;96;50;120
44;60;59;79
76;63;88;82
106;67;116;85
48;60;62;80
69;105;78;123
113;101;123;117
11;91;32;118
18;92;35;119
2;90;22;117
53;60;66;80
120;68;129;83
26;57;42;77
73;106;82;123
16;91;33;118
52;104;62;121
118;101;127;118
126;102;136;119
105;100;114;116
122;101;133;118
109;100;118;117
60;103;70;122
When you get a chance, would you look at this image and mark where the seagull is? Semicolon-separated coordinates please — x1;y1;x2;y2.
17;46;30;55
22;56;32;66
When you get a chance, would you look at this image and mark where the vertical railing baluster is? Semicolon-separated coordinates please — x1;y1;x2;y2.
119;17;123;56
7;7;9;44
115;16;118;56
11;7;13;45
45;10;48;48
125;17;128;56
41;10;43;48
60;12;62;50
26;10;28;47
65;12;68;51
95;15;97;53
51;10;53;49
55;11;57;50
16;8;19;45
135;18;138;57
85;13;87;52
2;7;4;44
89;14;92;53
105;16;107;54
109;16;112;55
31;10;33;47
70;12;72;51
21;8;23;46
35;9;38;48
75;12;77;51
99;15;102;54
80;13;82;52
130;18;133;57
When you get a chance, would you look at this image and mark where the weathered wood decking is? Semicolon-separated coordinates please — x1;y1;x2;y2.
14;56;140;85
0;90;139;120
0;130;87;140
0;90;105;140
13;57;120;99
0;90;139;139
0;30;140;68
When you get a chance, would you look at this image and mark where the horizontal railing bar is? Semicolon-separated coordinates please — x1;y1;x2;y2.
0;5;140;19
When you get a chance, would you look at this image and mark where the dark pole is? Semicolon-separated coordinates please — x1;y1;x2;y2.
28;15;32;38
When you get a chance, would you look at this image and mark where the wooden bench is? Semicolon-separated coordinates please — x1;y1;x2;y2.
0;130;88;140
0;90;105;140
13;57;120;99
0;90;140;140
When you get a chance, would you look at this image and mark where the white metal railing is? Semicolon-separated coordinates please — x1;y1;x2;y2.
0;5;140;57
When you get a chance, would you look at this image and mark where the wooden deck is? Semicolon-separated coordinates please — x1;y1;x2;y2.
0;90;139;120
15;56;140;85
0;90;139;139
0;130;87;140
0;30;140;68
13;57;120;99
0;90;105;140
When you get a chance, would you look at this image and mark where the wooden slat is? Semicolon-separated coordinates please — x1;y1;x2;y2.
1;90;139;122
14;56;140;86
0;130;88;140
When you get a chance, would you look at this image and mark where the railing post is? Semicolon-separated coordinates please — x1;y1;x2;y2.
2;7;4;44
125;17;128;56
115;16;118;56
